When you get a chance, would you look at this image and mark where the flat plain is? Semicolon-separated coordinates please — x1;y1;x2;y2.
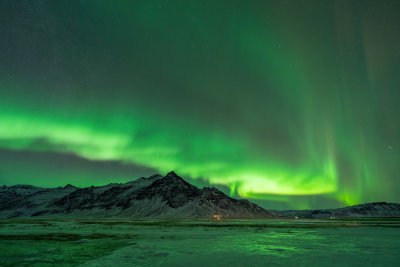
0;218;399;266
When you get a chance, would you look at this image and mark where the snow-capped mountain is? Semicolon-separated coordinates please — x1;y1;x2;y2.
0;172;278;219
275;202;400;218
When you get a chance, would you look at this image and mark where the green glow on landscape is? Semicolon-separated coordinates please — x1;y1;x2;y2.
0;1;399;209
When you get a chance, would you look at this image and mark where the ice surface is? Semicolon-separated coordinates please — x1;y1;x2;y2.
0;219;399;266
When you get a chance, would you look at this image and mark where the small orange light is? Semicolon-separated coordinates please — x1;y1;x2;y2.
213;214;222;220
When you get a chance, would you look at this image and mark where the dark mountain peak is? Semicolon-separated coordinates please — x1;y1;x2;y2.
137;172;201;208
64;184;77;189
165;171;178;178
162;171;191;186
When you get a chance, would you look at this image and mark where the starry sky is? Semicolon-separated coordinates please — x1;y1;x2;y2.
0;0;399;209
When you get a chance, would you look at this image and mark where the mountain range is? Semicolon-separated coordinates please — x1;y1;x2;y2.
1;171;399;219
0;171;277;219
274;202;400;218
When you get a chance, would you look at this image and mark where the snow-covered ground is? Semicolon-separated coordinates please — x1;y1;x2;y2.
0;218;399;266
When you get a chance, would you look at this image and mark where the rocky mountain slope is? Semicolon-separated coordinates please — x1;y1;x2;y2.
0;172;278;219
275;202;400;218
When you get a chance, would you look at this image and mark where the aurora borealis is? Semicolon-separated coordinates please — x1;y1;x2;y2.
0;0;399;209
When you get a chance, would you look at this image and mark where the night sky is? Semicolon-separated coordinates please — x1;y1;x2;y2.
1;0;399;209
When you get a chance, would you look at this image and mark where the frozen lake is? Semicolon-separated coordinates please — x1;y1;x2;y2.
0;218;399;266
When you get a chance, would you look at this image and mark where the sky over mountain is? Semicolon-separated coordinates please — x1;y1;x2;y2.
0;0;399;209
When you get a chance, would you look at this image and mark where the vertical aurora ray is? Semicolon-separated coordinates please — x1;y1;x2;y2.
0;0;399;209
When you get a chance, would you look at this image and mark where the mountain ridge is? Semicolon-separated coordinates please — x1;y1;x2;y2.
0;171;278;219
275;202;400;218
3;172;399;219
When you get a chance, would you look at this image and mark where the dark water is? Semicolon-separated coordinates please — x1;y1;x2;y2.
0;219;399;266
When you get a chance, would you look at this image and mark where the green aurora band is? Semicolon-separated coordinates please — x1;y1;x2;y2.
0;1;399;209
